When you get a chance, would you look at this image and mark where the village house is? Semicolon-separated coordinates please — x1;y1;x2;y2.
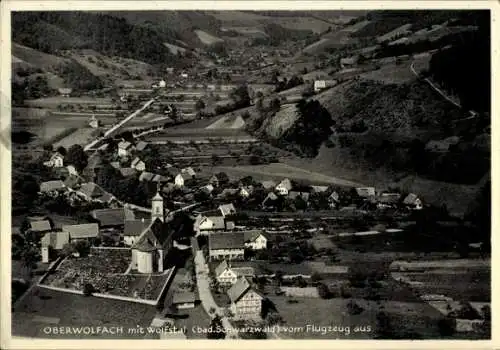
135;141;149;152
89;115;99;128
66;165;78;176
63;175;80;190
39;180;66;195
117;141;134;157
77;182;115;204
288;191;310;202
139;171;155;182
62;223;99;242
28;219;52;234
58;87;72;97
131;157;146;172
218;203;237;217
175;173;186;187
227;277;263;320
171;292;196;310
41;231;70;263
239;186;253;198
90;207;136;229
43;152;64;168
120;168;137;178
208;232;245;261
377;193;401;209
193;214;234;236
403;193;423;210
340;56;359;68
215;260;255;286
262;192;279;209
218;188;239;199
200;184;215;195
181;167;196;178
356;187;376;198
311;185;329;193
328;191;340;208
244;230;267;250
123;218;151;246
276;178;292;196
208;175;220;187
261;180;277;191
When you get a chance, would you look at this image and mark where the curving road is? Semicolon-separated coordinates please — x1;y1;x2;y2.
84;98;155;151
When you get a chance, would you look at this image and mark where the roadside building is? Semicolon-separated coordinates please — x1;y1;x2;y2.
124;218;151;246
227;277;263;320
39;180;66;195
43;152;64;168
193;215;234;236
41;231;70;263
62;223;99;242
215;260;256;286
171;292;196;310
91;208;136;229
131;157;146;172
244;230;267;250
262;192;278;209
208;232;245;261
276;178;292;196
117;141;134;157
218;203;236;217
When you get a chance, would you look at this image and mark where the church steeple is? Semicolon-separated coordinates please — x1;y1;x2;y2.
151;184;164;222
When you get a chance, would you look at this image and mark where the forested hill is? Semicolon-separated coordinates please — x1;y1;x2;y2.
428;12;490;113
12;12;177;65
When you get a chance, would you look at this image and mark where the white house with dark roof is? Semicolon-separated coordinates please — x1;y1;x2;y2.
227;277;263;320
43;152;64;168
218;203;236;217
117;140;134;157
62;223;99;242
243;230;267;250
91;208;135;228
175;173;186;187
193;215;233;236
276;178;292;196
215;260;255;286
131;157;146;172
208;232;245;261
181;167;196;178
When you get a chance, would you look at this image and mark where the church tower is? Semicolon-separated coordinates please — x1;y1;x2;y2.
151;187;164;222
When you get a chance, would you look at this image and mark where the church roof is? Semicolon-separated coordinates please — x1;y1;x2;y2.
152;192;163;201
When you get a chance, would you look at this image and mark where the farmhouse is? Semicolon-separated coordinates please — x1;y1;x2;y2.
175;173;186;187
218;203;236;217
181;167;196;178
276;179;292;196
208;175;220;187
227;277;263;320
131;157;146;172
89;115;99;128
124;218;151;246
43;152;64;168
77;182;115;203
244;230;267;250
403;193;423;210
171;292;196;310
120;168;137;178
193;215;234;236
340;56;359;68
200;184;215;195
218;188;239;198
66;165;78;176
261;180;277;190
62;223;99;242
139;172;155;182
64;175;80;190
215;260;256;286
117;141;134;157
239;186;253;198
288;191;310;202
356;187;376;198
58;88;72;97
377;193;401;208
41;231;70;263
262;192;278;208
39;180;66;195
208;232;245;261
90;208;136;229
28;219;52;234
135;141;149;152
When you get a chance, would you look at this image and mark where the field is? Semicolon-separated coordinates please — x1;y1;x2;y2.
144;128;256;143
24;97;113;109
194;30;224;45
267;296;442;339
377;23;413;43
12;43;69;69
206;115;245;129
208;163;363;187
12;286;157;338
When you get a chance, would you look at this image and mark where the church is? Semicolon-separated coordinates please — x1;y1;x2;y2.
129;191;175;274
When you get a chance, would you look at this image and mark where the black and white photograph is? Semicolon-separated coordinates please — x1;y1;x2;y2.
3;3;494;346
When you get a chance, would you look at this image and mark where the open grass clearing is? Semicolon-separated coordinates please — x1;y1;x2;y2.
194;30;224;45
209;163;363;187
24;96;113;109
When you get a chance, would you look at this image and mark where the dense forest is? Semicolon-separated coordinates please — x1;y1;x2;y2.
12;12;177;65
277;99;334;157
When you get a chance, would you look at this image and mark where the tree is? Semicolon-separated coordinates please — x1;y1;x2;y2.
230;85;251;108
56;146;67;156
207;315;226;339
216;172;229;185
346;300;364;315
83;283;95;297
311;272;322;282
437;317;456;337
73;240;91;257
195;99;206;111
375;311;395;339
66;144;88;172
317;283;331;299
211;154;221;166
